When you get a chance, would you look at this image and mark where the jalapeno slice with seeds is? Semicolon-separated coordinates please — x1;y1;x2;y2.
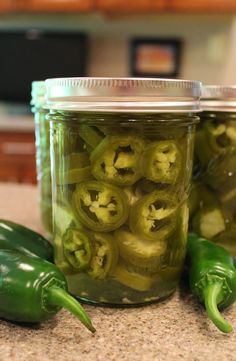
206;120;236;153
195;120;236;168
115;227;167;274
87;232;118;280
62;227;92;271
142;140;182;184
72;181;129;232
129;190;178;241
90;134;145;186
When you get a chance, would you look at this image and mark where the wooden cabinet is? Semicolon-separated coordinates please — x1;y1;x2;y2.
0;0;235;13
168;0;236;12
20;0;94;12
94;0;236;12
96;0;166;12
0;0;18;11
0;132;36;184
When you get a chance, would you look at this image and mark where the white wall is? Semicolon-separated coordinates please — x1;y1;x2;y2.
0;13;235;84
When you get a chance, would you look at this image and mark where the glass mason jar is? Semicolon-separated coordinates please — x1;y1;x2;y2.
46;77;200;305
190;85;236;257
31;81;52;236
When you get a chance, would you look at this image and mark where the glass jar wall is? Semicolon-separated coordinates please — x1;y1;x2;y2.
46;78;200;305
31;81;52;236
190;86;236;257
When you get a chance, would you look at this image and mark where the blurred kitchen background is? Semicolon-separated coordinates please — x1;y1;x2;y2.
0;0;236;184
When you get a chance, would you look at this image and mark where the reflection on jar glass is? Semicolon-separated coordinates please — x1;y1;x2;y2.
46;77;200;306
189;85;236;258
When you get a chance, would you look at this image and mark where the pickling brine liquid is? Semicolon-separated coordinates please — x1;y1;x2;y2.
50;111;197;305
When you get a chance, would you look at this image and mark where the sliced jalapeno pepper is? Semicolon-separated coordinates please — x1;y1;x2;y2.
66;152;90;167
79;125;104;149
57;152;92;185
115;227;167;274
135;179;157;195
87;232;118;280
54;232;78;275
90;134;145;186
189;182;217;219
72;181;129;232
62;227;92;271
194;128;213;168
219;188;236;216
202;149;236;192
129;190;178;241
205;120;236;153
62;167;92;185
54;202;82;236
123;187;140;206
213;225;236;258
142;140;182;184
113;262;154;291
196;120;236;169
192;206;226;240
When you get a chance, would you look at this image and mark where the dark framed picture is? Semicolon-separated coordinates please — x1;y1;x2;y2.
130;38;182;78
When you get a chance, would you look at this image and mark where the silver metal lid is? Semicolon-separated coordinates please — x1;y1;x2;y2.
45;77;202;113
31;81;46;107
202;85;236;112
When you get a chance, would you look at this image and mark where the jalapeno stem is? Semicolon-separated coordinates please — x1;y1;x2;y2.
47;286;96;333
203;282;233;333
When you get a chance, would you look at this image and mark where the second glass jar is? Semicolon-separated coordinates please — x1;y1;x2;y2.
31;81;53;237
190;85;236;257
46;77;200;305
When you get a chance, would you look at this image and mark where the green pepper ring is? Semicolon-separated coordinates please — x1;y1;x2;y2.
72;180;129;232
90;134;146;186
115;227;167;274
62;227;92;271
129;190;179;242
87;232;119;280
142;140;182;184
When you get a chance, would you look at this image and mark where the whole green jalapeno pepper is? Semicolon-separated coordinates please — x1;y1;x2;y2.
0;219;53;262
142;140;182;184
186;233;236;333
129;190;178;241
90;134;145;186
72;180;129;232
0;250;95;332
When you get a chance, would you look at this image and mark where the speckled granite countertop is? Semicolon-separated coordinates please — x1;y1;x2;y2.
0;182;235;361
